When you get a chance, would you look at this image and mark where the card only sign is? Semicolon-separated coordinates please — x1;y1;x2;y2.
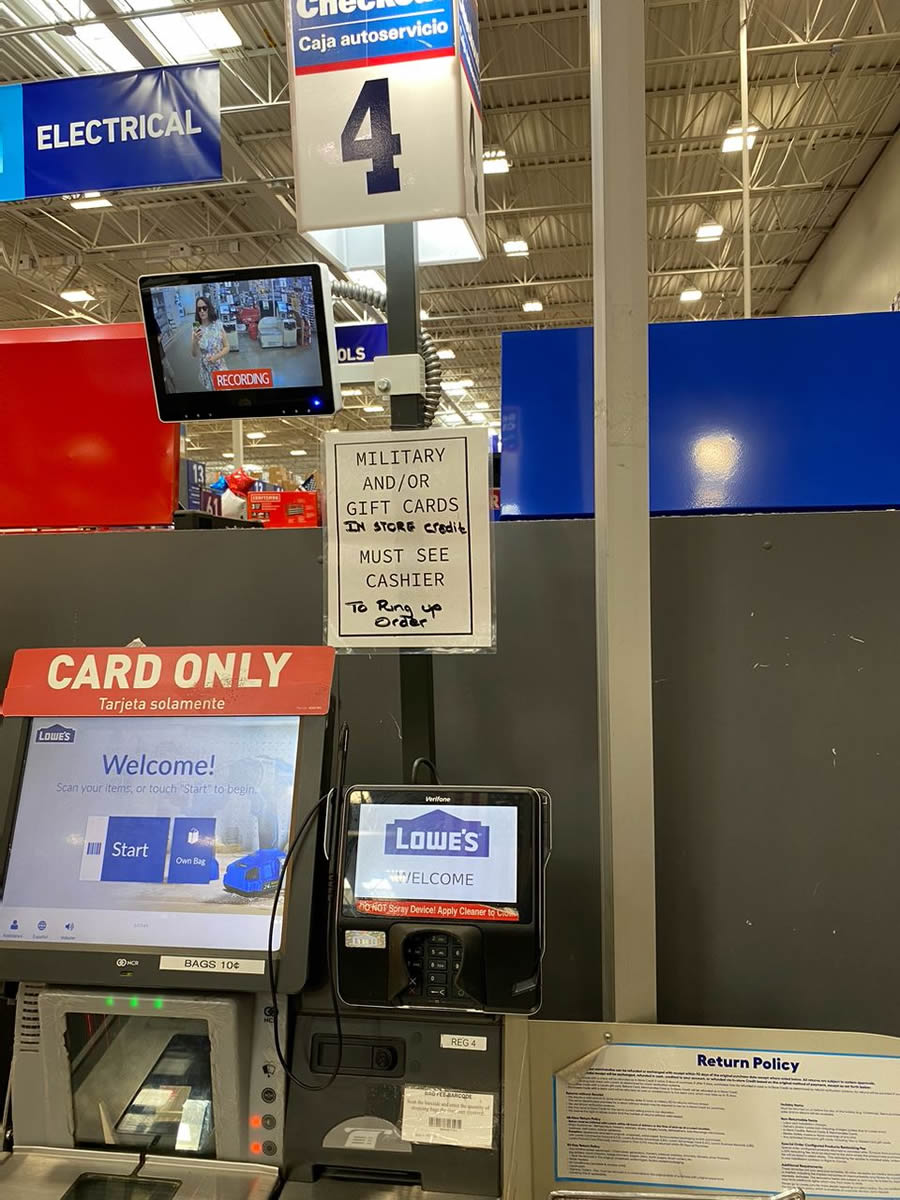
324;427;494;650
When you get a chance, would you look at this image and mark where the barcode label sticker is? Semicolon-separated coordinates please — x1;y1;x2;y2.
401;1086;495;1149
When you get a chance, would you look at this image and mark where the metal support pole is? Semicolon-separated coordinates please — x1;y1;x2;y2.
739;0;753;319
590;0;657;1022
384;222;437;780
232;419;244;467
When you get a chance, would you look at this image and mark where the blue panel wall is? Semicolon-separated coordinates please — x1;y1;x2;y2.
500;313;900;516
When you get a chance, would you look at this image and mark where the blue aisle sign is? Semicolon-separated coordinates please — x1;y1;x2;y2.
336;323;389;363
289;0;455;74
0;63;221;203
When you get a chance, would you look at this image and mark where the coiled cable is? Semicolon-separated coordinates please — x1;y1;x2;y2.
330;278;441;427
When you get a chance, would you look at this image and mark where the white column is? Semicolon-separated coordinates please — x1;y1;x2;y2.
590;0;657;1022
232;419;244;468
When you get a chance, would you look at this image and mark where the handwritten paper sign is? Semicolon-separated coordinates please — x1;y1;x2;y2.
324;428;493;650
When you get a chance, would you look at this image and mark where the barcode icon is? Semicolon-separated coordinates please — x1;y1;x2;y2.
86;842;101;856
427;1117;462;1130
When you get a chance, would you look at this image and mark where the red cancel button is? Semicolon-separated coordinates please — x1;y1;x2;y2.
212;368;274;390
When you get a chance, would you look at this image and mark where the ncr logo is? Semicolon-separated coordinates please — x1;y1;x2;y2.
35;723;76;744
385;810;490;858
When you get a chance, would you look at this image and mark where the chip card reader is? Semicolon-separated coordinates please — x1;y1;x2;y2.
336;785;550;1014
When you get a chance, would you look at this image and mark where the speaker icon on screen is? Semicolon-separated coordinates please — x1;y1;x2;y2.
64;922;75;932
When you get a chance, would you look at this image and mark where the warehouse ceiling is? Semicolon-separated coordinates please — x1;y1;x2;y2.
0;0;898;480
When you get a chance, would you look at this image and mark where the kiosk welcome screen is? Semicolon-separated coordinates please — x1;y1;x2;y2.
351;803;519;922
0;716;300;951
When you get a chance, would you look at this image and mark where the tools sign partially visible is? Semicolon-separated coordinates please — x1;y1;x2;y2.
324;428;494;651
286;0;485;244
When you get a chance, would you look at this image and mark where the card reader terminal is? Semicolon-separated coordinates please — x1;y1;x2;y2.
336;786;550;1015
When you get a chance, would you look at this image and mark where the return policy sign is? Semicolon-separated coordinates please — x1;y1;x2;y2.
324;427;493;650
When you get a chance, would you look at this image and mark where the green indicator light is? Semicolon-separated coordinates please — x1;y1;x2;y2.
154;998;164;1010
105;997;115;1008
129;996;139;1009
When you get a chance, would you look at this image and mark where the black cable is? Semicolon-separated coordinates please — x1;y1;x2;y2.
410;756;440;785
266;723;350;1092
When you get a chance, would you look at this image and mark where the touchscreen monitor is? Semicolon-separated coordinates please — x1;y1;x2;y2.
344;793;523;923
0;716;300;952
139;262;341;421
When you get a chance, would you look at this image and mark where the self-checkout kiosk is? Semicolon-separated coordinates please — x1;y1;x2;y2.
0;645;550;1200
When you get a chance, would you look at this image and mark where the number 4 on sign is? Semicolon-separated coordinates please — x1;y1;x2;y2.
341;78;402;195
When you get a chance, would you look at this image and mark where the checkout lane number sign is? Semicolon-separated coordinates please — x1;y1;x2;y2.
324;427;494;650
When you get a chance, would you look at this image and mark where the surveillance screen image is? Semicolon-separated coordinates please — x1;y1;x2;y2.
147;274;324;395
0;715;300;952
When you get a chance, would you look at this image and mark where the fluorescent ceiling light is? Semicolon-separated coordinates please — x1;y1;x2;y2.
290;449;308;456
70;196;113;210
364;404;385;413
116;0;240;61
522;299;543;313
442;412;464;425
244;464;262;472
483;149;509;175
696;222;724;242
436;348;456;360
420;309;430;321
246;431;267;440
442;378;473;390
222;452;234;458
468;412;486;424
347;268;386;294
60;288;94;303
503;238;529;257
680;288;703;303
722;124;759;153
442;385;467;396
186;9;242;47
341;388;363;397
474;400;490;410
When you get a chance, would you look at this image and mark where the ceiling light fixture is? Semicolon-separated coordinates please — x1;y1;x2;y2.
246;431;266;440
483;148;510;175
474;401;490;410
60;288;95;303
680;288;703;303
503;238;529;257
442;412;464;425
442;378;473;390
420;308;430;321
696;223;724;242
341;388;363;397
222;452;234;459
436;348;456;360
244;464;262;473
522;299;543;313
290;449;308;457
70;192;112;210
468;412;486;424
363;404;385;413
722;124;759;153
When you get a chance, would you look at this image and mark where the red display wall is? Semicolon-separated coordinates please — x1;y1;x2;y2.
0;322;178;530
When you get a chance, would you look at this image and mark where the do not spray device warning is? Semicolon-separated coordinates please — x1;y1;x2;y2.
335;785;550;1014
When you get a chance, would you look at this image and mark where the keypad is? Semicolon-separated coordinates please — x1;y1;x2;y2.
403;932;469;1006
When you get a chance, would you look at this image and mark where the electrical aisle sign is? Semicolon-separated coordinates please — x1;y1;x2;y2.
0;63;221;203
286;0;484;264
324;427;494;650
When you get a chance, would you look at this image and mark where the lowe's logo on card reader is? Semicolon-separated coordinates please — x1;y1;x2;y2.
385;810;490;858
35;723;76;744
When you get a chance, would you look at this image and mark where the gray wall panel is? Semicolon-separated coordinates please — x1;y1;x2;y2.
651;511;900;1037
2;514;897;1033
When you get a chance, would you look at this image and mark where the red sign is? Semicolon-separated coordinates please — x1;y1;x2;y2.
247;491;320;528
355;899;518;922
212;368;273;391
1;646;335;718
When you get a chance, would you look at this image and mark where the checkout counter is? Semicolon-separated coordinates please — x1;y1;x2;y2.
0;645;550;1200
